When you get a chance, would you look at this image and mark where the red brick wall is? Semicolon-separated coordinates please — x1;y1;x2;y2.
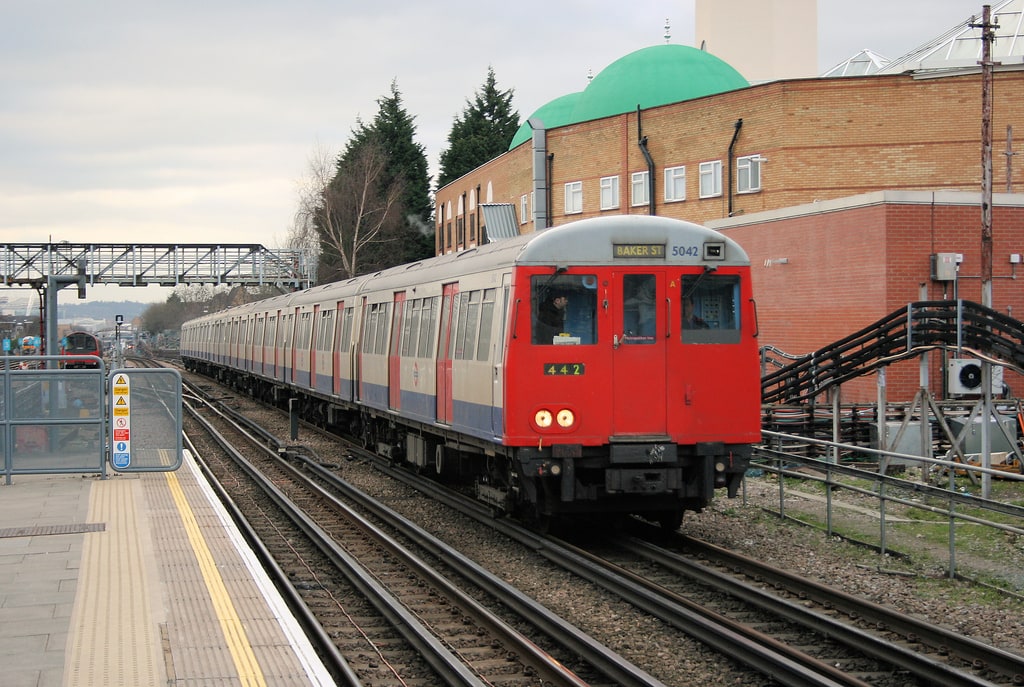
434;69;1024;402
723;200;1024;401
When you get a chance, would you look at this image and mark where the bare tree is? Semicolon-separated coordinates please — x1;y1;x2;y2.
319;139;406;282
290;142;332;262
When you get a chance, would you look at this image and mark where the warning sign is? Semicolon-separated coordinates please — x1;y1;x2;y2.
107;368;183;473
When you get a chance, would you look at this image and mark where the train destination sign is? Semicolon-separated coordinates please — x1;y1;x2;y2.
613;243;666;259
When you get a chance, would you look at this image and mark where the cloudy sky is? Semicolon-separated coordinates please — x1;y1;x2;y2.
1;1;987;300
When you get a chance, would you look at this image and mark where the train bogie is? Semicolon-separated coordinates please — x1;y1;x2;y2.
181;215;760;530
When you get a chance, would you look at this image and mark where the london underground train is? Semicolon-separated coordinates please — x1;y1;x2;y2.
181;215;761;529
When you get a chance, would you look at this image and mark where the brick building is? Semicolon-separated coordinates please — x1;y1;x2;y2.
434;20;1024;402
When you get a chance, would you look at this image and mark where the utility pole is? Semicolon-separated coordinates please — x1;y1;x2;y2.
971;5;999;501
973;4;998;309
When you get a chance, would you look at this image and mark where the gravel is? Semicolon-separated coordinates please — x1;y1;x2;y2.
209;388;1024;685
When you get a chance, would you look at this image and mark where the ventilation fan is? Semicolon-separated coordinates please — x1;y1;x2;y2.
948;359;1002;395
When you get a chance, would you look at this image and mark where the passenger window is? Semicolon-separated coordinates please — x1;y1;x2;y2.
531;274;598;345
681;274;741;343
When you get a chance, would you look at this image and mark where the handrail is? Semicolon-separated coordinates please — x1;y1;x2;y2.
761;300;1024;404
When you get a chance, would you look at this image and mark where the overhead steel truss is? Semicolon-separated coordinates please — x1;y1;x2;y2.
0;243;315;290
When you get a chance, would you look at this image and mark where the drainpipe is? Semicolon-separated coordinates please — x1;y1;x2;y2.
528;118;549;229
637;106;656;215
727;118;743;217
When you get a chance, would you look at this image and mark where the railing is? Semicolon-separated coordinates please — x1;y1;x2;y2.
753;430;1024;582
1;356;107;483
761;300;1024;404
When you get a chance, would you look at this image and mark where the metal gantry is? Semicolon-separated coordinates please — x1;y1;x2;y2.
0;243;315;290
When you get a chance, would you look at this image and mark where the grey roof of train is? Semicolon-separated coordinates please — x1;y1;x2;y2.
186;216;748;324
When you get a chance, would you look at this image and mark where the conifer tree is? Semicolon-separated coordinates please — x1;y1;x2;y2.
437;67;520;188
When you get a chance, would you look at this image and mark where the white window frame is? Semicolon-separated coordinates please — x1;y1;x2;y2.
664;165;686;202
737;154;762;193
520;194;529;224
564;181;583;215
699;160;722;198
630;171;649;207
599;175;619;210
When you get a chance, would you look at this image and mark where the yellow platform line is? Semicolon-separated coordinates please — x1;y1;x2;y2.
165;471;268;687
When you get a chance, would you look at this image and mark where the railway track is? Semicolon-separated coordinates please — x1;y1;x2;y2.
183;377;652;686
168;358;1024;686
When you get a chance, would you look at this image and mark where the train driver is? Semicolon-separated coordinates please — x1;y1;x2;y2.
535;291;569;343
683;296;709;329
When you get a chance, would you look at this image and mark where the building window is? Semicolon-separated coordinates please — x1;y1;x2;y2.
565;181;583;214
600;175;619;210
699;160;722;198
737;154;762;193
520;194;529;224
664;166;686;202
631;171;649;207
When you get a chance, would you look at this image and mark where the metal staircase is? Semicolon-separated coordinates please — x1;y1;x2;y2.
761;300;1024;404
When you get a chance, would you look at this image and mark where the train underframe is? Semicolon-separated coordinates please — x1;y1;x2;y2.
193;360;751;530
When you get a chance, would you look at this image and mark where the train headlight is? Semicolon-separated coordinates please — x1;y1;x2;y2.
556;408;575;428
535;409;553;428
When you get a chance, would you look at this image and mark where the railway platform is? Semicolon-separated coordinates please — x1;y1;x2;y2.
0;453;335;687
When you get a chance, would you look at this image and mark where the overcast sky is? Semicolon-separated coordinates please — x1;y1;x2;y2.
1;0;987;302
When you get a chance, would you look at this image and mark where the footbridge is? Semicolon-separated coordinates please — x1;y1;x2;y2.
0;242;314;290
761;300;1024;404
1;242;315;355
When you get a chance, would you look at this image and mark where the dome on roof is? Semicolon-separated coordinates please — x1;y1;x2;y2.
510;44;748;150
508;91;582;149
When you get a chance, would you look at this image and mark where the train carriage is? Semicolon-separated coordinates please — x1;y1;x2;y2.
182;215;761;530
59;331;102;369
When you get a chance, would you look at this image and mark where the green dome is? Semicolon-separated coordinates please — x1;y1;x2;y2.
508;91;582;149
509;44;748;150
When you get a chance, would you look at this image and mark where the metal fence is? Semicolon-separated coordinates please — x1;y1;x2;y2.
1;356;107;483
753;430;1024;581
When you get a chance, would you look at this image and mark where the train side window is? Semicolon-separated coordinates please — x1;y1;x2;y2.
531;275;597;345
476;289;496;360
418;297;437;357
681;274;741;344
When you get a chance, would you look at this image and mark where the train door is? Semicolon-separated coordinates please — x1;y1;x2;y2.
333;302;354;400
492;274;511;434
611;272;668;435
389;292;406;410
308;305;319;387
436;283;458;424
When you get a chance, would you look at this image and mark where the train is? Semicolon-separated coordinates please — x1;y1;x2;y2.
181;215;762;529
59;331;103;368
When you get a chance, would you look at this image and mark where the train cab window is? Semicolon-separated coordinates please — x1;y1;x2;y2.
622;274;656;344
531;274;597;345
681;274;741;344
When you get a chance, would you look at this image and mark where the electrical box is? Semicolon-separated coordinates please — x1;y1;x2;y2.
947;358;1003;395
931;252;959;281
947;416;1016;454
870;421;932;465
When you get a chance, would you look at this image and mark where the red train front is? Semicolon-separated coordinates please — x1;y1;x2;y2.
498;216;760;528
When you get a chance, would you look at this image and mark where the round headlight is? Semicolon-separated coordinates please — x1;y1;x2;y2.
556;408;575;428
535;409;553;428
